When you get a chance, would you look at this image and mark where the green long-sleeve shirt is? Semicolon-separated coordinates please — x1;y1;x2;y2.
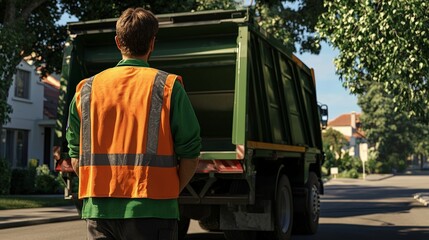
66;59;201;219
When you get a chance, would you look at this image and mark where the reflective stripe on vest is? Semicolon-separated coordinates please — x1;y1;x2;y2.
78;69;180;199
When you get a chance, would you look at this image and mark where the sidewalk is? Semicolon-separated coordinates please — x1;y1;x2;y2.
0;176;393;230
326;170;429;207
1;171;427;230
0;205;80;229
363;173;394;181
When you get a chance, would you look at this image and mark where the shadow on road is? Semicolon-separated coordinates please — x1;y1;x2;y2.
320;184;428;218
185;232;225;240
184;224;429;240
294;223;429;240
323;185;428;201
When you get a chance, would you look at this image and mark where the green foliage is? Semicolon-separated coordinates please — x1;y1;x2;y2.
1;0;326;124
322;147;364;177
28;158;39;168
4;163;63;195
195;0;238;10
10;168;36;194
36;164;51;176
0;196;72;210
60;0;325;53
255;0;324;53
322;128;367;178
0;0;65;125
340;153;362;174
365;158;378;174
60;0;197;19
317;0;429;118
339;168;359;179
322;148;336;173
0;23;26;125
413;123;429;159
322;128;348;160
0;158;11;195
35;164;62;194
358;83;414;173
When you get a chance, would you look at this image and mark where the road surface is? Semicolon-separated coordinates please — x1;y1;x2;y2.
1;171;428;240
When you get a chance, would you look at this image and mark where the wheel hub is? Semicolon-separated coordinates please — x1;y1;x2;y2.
310;185;320;221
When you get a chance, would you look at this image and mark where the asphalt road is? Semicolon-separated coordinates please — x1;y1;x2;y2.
294;171;429;240
1;171;428;240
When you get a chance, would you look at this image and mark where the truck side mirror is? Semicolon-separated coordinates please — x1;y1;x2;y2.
319;104;328;129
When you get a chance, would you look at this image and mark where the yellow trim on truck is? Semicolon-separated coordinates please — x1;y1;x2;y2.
247;141;306;153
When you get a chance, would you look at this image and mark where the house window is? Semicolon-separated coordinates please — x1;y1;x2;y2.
14;69;31;99
0;129;28;168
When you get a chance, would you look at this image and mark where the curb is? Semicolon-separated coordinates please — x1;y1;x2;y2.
364;174;395;181
0;215;80;230
324;174;395;184
0;205;80;230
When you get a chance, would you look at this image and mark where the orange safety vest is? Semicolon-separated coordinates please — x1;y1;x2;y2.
75;67;182;199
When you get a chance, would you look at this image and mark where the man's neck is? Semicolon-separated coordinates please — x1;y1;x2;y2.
122;54;149;61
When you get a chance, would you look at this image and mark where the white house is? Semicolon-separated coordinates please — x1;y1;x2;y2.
0;60;58;169
328;111;368;161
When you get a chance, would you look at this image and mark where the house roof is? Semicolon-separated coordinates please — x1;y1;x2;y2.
328;112;366;139
328;112;361;127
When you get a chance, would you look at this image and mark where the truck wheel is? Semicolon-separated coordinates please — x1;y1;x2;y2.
274;174;293;240
178;217;190;240
293;172;320;234
198;208;219;231
261;174;293;240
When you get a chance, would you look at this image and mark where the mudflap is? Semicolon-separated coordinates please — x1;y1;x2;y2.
219;200;273;231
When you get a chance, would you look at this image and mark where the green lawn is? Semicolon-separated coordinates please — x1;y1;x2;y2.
0;196;74;210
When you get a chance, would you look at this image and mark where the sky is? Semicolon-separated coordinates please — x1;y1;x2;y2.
297;43;361;120
58;12;361;121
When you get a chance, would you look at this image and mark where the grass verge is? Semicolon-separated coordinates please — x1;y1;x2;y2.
0;196;73;210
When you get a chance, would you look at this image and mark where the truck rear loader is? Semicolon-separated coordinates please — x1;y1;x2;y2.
55;9;328;240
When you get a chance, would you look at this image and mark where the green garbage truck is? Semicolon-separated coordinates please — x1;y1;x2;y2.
54;8;328;240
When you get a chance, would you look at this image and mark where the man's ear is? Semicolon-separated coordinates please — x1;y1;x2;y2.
149;37;156;52
115;36;122;51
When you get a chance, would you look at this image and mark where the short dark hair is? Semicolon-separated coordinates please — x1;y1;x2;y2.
116;8;159;57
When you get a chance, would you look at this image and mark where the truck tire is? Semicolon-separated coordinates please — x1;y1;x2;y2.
198;207;220;231
293;172;320;234
178;217;190;240
261;174;293;240
198;217;218;231
274;174;293;240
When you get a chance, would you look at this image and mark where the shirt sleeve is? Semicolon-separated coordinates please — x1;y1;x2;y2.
170;81;202;158
66;95;80;158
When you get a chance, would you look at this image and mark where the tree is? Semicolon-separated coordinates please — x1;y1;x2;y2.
0;0;65;125
322;128;348;161
0;0;325;125
60;0;198;19
317;0;429;118
411;122;429;169
61;0;325;53
358;83;414;173
322;128;356;176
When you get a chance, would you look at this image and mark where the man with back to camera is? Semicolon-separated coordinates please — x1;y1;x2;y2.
66;7;201;240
